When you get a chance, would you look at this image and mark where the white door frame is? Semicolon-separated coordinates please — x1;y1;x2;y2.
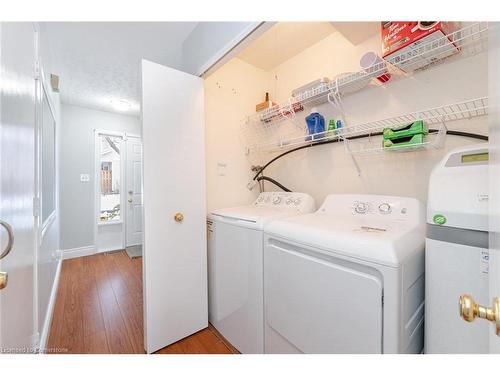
488;22;500;353
33;53;59;350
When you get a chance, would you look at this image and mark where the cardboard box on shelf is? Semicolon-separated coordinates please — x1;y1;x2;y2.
381;22;460;72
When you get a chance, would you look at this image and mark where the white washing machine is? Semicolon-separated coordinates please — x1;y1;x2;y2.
263;194;426;354
425;144;489;353
207;192;315;353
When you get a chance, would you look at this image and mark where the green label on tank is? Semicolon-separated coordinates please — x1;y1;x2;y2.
433;214;447;225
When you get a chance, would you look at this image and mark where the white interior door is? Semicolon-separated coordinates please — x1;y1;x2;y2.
126;135;143;247
0;22;37;351
141;59;207;353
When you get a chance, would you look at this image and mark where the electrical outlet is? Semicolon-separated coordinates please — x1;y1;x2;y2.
80;174;90;182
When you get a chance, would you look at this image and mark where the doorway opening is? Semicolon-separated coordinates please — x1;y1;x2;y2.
94;130;143;257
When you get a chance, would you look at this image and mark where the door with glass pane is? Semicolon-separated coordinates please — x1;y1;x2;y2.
95;131;125;252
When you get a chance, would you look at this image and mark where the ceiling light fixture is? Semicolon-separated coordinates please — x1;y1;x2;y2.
110;99;132;112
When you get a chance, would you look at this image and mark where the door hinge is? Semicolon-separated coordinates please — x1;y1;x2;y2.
33;196;40;218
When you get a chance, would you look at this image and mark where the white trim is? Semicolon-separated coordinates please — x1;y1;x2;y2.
62;245;96;260
97;220;123;226
38;255;62;353
40;211;56;239
199;22;275;78
32;24;42;349
96;246;123;254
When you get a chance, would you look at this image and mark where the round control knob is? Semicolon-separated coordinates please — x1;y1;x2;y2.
273;196;282;204
294;198;301;206
354;202;368;214
378;203;392;214
257;196;264;202
286;198;293;205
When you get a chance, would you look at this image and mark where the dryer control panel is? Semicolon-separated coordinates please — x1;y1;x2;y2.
254;192;316;213
319;194;424;223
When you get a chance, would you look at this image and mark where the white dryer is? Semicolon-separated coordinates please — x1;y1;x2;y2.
263;194;425;354
207;192;315;353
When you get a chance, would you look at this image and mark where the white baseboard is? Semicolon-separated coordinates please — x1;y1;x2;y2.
62;245;96;260
38;256;62;353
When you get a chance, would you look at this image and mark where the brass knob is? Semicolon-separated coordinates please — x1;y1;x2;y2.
174;212;184;222
0;271;7;290
128;198;133;203
459;294;500;336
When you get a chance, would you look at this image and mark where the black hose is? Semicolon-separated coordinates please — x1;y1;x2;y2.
444;130;488;141
256;176;291;192
253;129;488;180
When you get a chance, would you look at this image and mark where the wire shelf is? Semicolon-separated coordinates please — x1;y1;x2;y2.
341;97;488;155
240;23;488;158
242;97;488;159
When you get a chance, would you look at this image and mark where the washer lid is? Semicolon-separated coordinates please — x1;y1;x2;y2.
209;205;305;229
265;213;425;267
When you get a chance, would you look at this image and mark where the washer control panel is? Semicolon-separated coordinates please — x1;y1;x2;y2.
318;194;424;223
254;192;315;213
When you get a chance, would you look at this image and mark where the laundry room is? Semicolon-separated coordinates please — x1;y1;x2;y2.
1;1;500;372
205;21;493;355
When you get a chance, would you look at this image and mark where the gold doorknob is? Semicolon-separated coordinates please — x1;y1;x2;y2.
459;294;500;336
174;212;184;222
128;198;133;203
0;271;7;290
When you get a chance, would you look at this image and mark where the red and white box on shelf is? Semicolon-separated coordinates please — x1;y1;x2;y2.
381;22;461;72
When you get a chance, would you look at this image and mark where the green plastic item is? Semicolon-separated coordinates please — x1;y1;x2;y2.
383;120;428;140
327;119;336;137
383;133;426;149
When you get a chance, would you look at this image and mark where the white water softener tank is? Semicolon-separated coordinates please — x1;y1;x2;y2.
425;144;489;353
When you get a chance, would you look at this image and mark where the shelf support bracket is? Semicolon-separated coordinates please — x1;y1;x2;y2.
342;137;362;176
327;80;347;127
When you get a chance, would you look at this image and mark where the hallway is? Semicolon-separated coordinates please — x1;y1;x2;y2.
47;251;235;354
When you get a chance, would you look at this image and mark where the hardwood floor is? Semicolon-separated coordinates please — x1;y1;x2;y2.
47;251;236;354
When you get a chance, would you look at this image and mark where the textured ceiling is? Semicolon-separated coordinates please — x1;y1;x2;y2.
43;22;198;116
238;22;336;71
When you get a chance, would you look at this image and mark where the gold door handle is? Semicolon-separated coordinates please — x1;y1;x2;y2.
0;272;7;290
459;294;500;336
0;219;14;260
0;219;14;291
174;212;184;222
128;198;133;203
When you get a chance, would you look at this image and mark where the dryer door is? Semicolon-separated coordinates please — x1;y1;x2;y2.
265;239;383;353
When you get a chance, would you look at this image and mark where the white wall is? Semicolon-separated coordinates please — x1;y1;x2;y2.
204;58;269;211
59;104;140;252
205;26;488;210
